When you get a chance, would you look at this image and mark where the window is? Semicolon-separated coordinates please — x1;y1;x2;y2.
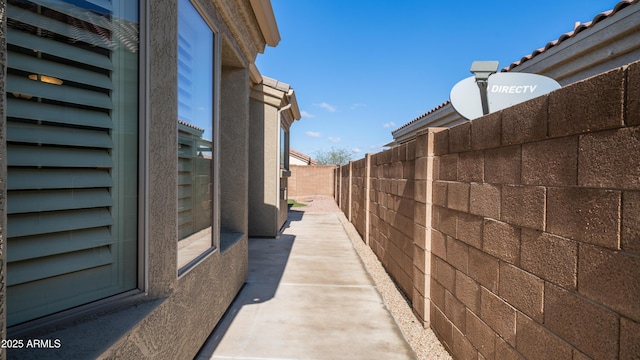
6;0;139;326
280;127;286;169
177;0;216;270
280;126;290;171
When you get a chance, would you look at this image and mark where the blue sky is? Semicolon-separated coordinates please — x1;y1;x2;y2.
255;0;621;160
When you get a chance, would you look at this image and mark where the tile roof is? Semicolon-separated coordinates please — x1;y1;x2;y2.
262;76;292;93
502;0;637;71
392;0;638;135
392;100;451;135
178;119;205;132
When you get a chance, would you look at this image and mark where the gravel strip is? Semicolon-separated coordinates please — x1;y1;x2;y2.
292;195;452;360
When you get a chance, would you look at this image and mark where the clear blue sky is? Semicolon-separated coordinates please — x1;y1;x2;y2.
255;0;621;160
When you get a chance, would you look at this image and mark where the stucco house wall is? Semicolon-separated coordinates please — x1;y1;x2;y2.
248;77;300;237
0;0;281;358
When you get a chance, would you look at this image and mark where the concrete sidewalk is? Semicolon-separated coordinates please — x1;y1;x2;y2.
196;210;416;360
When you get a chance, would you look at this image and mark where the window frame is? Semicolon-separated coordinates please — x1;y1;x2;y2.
5;0;146;331
140;0;150;292
280;125;290;172
176;0;221;276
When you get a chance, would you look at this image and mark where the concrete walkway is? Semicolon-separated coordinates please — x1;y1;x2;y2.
195;210;416;360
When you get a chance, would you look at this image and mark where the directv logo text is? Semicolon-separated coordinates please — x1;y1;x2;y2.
490;85;538;94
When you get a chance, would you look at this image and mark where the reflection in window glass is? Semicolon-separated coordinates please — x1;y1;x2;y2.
177;0;215;269
6;0;139;326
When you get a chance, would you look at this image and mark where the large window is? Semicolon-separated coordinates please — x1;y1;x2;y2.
177;0;216;270
6;0;139;326
280;127;286;169
280;126;289;171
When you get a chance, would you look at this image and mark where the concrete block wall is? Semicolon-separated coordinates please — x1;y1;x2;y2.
332;60;640;359
340;142;418;303
288;165;336;197
429;62;640;359
338;163;350;216
375;144;416;298
350;157;368;237
412;129;441;327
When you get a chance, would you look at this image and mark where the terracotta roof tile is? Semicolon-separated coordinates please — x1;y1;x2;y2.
502;0;637;71
178;119;205;132
392;100;451;134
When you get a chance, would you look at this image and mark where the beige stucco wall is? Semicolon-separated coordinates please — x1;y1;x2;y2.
106;2;258;356
248;77;299;237
0;0;271;358
249;99;280;237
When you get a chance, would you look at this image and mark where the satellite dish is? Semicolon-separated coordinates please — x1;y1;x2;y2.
450;72;561;120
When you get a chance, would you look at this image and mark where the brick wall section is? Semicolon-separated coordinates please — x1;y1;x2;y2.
426;62;640;359
288;165;335;197
328;60;640;359
330;138;435;324
336;143;428;304
364;143;417;301
338;163;350;216
351;157;368;238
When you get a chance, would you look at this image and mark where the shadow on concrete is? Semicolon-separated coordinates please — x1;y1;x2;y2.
285;209;304;222
195;211;300;357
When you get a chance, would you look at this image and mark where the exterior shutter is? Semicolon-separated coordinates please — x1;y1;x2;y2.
6;0;138;326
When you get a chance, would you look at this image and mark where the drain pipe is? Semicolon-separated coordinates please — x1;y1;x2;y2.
278;103;292;122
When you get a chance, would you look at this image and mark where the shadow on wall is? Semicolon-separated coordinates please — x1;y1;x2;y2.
196;210;303;356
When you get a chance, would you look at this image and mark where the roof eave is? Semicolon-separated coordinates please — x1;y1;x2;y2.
250;63;263;85
249;0;281;47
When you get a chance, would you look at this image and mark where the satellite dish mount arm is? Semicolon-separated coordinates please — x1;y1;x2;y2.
476;79;490;116
470;61;499;116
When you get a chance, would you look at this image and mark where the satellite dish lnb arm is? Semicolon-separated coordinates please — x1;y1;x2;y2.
470;61;499;116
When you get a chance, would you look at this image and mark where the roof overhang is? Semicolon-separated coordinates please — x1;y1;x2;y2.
249;0;281;47
251;76;302;128
250;63;263;85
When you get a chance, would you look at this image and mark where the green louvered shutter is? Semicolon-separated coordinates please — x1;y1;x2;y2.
6;0;139;326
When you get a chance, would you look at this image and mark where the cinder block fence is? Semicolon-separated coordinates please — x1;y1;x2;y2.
289;165;336;197
335;60;640;359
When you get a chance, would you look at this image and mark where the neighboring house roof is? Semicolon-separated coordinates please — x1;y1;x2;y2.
392;100;452;135
504;0;637;72
290;148;318;165
391;0;640;145
178;119;205;133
